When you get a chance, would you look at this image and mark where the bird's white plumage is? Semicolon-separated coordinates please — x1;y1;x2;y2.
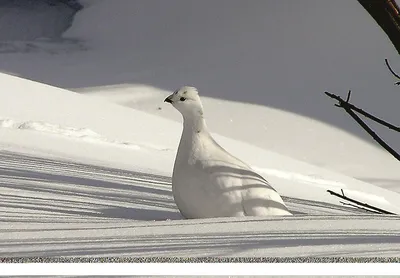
165;86;292;218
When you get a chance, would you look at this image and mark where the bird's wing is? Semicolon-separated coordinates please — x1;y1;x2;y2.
199;136;278;192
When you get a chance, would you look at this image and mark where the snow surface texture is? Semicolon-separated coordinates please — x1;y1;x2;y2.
1;73;400;257
0;118;144;150
166;87;291;217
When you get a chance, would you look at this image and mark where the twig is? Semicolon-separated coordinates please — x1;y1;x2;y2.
325;91;400;132
327;189;396;215
345;90;351;102
385;58;400;85
325;91;400;161
343;104;400;161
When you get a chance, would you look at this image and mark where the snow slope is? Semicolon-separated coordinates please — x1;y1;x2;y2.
1;73;400;257
80;85;400;194
1;0;399;192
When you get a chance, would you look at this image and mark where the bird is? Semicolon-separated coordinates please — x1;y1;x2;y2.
164;86;292;218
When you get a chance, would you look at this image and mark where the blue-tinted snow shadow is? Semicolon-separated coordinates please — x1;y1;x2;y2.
0;151;183;222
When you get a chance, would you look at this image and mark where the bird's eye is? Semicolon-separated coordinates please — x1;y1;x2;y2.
180;97;186;101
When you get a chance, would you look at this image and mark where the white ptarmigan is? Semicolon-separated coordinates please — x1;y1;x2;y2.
164;86;292;218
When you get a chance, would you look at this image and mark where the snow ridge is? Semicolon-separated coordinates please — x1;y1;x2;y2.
0;118;143;150
253;167;347;189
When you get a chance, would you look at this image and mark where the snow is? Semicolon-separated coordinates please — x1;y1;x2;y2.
0;118;142;150
2;1;400;192
0;1;400;257
3;215;400;257
1;73;400;257
62;0;400;192
0;0;76;41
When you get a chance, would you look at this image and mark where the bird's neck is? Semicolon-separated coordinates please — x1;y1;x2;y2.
183;114;208;134
176;114;209;165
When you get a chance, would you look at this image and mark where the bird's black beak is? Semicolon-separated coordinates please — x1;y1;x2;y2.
164;96;173;103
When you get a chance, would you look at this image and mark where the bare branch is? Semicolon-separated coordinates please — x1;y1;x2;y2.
327;189;396;215
325;91;400;161
357;0;400;55
385;58;400;85
345;108;400;161
345;90;351;103
325;92;400;132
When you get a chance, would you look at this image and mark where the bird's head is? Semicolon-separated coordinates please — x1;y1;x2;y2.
164;86;204;118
